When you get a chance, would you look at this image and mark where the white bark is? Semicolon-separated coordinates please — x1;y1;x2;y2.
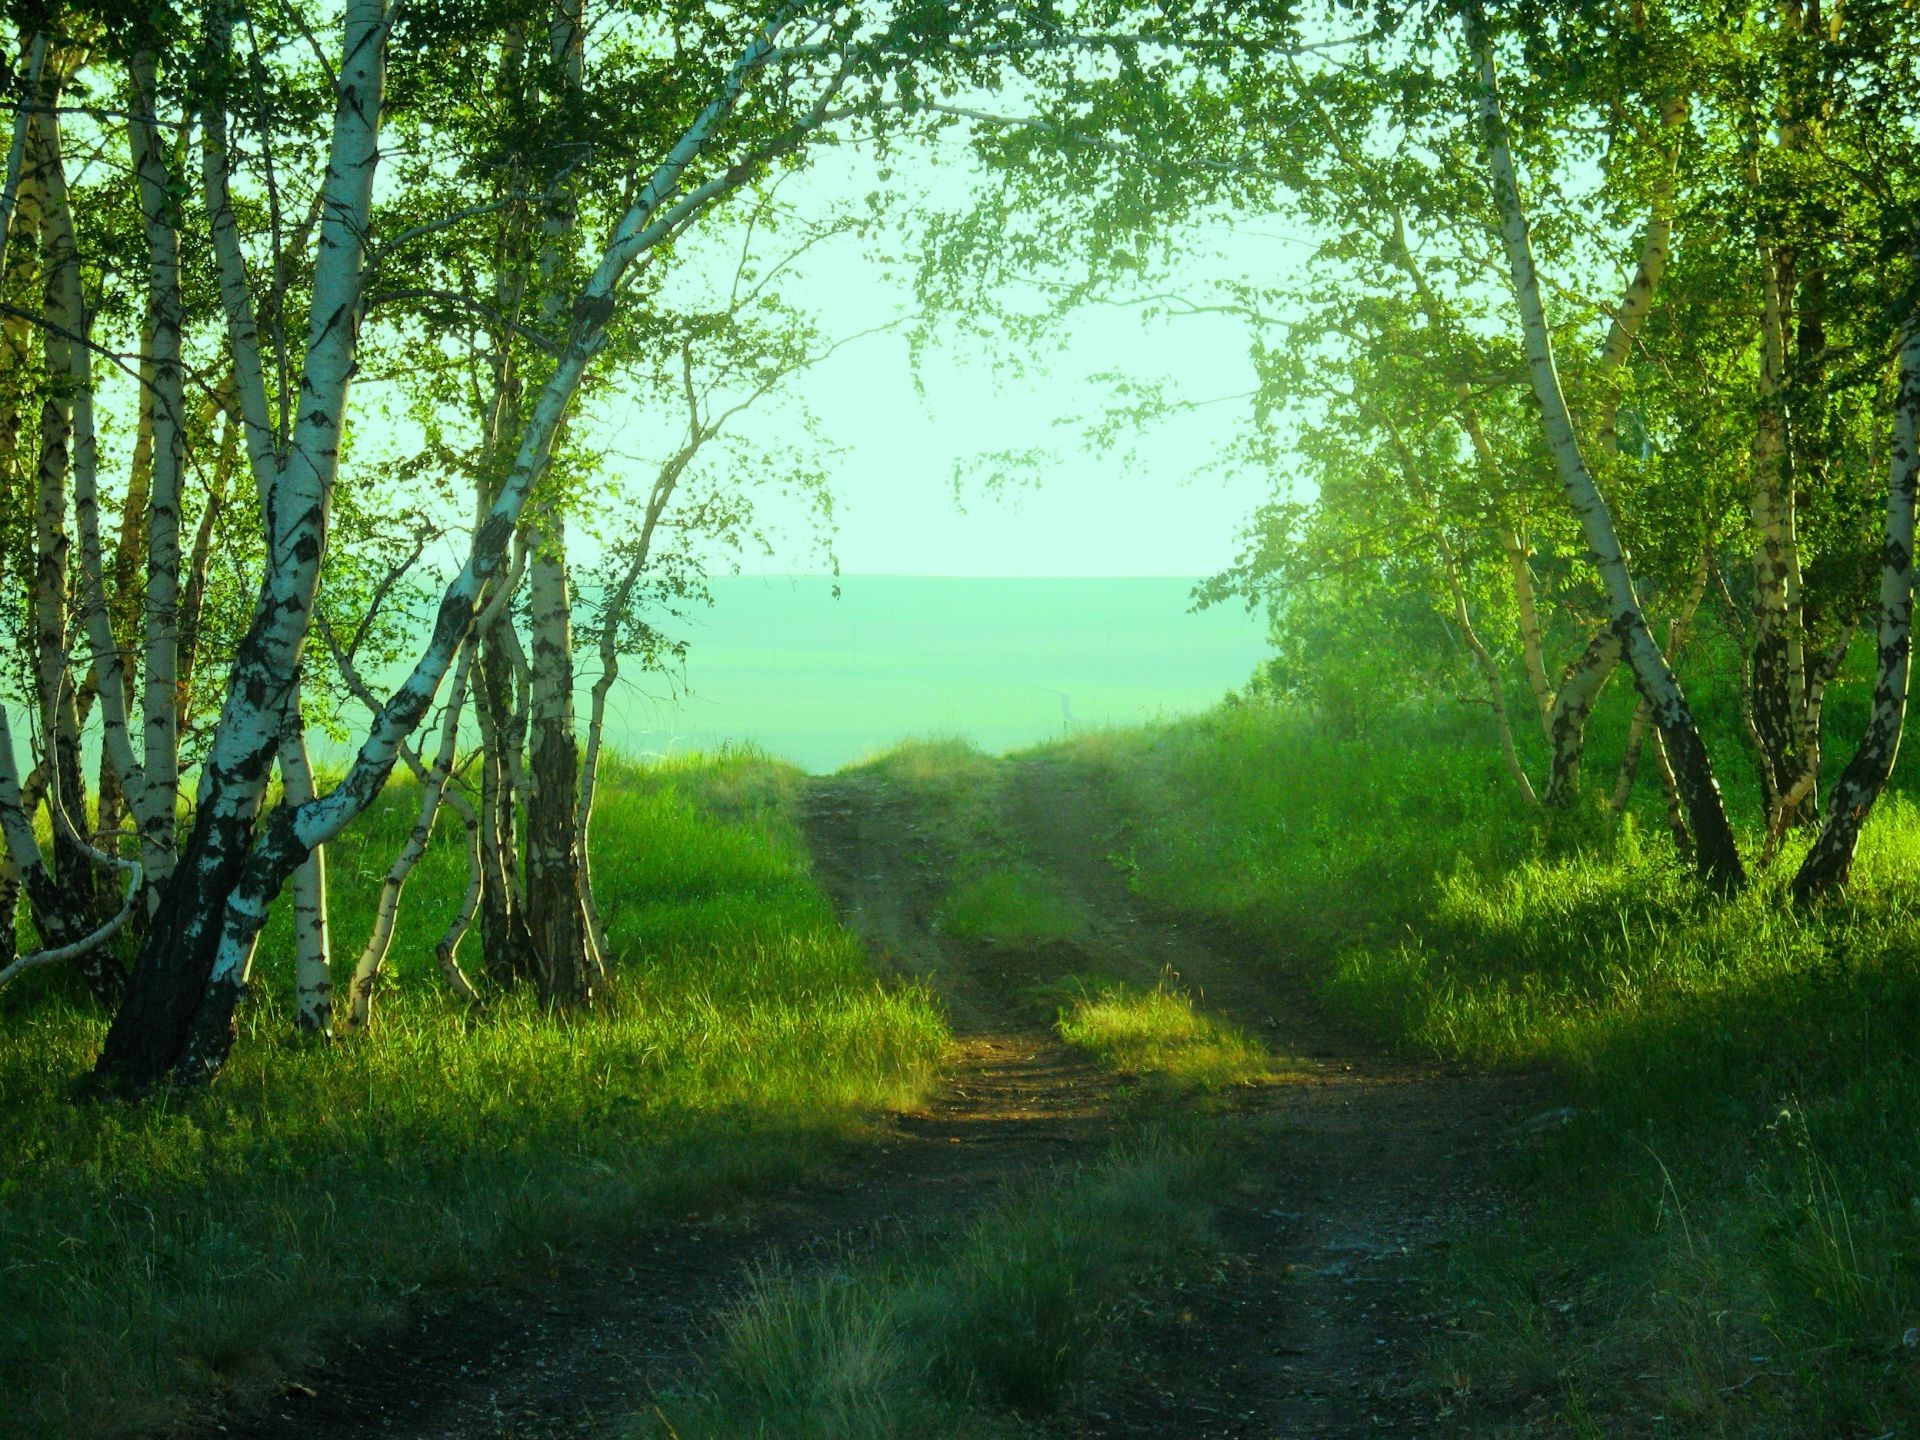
129;49;185;901
37;102;154;821
1462;0;1741;886
278;706;332;1034
0;33;46;284
1792;317;1920;897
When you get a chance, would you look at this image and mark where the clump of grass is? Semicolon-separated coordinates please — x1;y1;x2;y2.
938;865;1086;946
0;751;946;1440
644;1132;1224;1440
1055;973;1275;1091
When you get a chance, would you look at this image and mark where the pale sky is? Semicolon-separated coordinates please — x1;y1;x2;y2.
783;307;1270;578
596;141;1297;581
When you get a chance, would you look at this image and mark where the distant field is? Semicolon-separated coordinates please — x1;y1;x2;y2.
591;575;1270;773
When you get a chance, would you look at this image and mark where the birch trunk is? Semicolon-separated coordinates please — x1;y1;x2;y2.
1749;229;1815;828
518;0;599;1006
477;613;536;986
178;398;237;733
322;610;494;1011
1541;631;1621;806
1463;0;1743;889
96;0;390;1087
525;516;594;1005
1790;318;1920;899
101;2;817;1085
1611;554;1711;818
278;704;333;1034
345;638;476;1030
27;108;122;997
129;48;186;905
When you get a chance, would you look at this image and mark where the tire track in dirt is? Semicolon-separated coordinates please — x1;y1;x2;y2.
217;756;1531;1440
976;753;1534;1439
217;770;1120;1440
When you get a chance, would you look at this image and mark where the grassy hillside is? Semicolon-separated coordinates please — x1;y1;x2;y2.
1055;697;1920;1436
0;750;944;1440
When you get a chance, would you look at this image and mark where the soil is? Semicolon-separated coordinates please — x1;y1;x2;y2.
213;755;1538;1439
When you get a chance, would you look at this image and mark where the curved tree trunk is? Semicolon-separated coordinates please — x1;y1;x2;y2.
1791;317;1920;899
345;637;476;1030
96;0;390;1088
1463;0;1743;889
1541;631;1621;807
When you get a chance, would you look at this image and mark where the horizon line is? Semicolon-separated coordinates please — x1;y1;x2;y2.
712;571;1213;582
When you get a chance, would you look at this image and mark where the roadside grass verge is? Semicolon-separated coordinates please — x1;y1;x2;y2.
0;749;945;1440
640;1129;1225;1440
1061;700;1920;1436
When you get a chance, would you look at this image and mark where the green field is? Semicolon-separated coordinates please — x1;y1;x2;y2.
587;575;1270;772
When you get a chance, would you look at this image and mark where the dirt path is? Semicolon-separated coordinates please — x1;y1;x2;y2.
222;757;1531;1439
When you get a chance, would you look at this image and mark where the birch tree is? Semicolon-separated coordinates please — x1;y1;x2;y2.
74;0;1312;1087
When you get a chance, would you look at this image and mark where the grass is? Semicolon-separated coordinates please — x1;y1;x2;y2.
938;864;1086;946
1054;972;1276;1091
1052;694;1920;1437
640;1129;1225;1440
0;747;946;1440
850;739;1096;952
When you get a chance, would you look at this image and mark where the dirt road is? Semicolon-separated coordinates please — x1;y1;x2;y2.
226;755;1528;1439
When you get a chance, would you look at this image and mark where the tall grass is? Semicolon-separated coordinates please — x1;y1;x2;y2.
1062;697;1920;1436
643;1131;1224;1440
1054;973;1276;1091
0;749;945;1440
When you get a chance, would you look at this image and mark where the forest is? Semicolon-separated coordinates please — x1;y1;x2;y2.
4;1;1920;1437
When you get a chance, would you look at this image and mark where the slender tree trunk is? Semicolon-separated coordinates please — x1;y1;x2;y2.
1791;317;1920;899
322;610;495;1012
1463;0;1743;889
279;703;333;1034
516;0;600;1006
27;109;121;998
95;347;149;875
1542;632;1621;806
1612;554;1711;818
1750;230;1814;828
525;517;594;1005
178;396;236;734
476;613;536;987
129;48;186;908
345;638;477;1030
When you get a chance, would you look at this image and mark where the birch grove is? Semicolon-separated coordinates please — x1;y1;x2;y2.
948;1;1920;893
0;1;1321;1087
6;0;1920;1099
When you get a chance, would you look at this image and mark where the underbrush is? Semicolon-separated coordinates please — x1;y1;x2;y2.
0;749;945;1440
641;1130;1224;1440
1061;700;1920;1436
